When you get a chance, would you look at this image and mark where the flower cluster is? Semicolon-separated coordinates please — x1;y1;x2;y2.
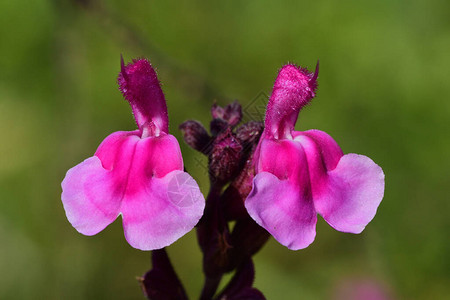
61;57;385;299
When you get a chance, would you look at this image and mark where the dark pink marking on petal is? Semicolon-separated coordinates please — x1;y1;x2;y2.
294;130;343;198
256;138;307;184
121;170;205;250
137;134;184;179
245;172;317;250
265;64;318;139
124;134;184;197
296;129;343;171
95;131;183;195
314;154;385;233
95;131;142;200
118;58;169;134
94;130;140;170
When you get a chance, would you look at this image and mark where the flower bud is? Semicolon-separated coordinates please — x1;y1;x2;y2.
210;118;229;136
179;120;212;154
211;100;242;127
221;122;263;221
209;128;243;183
236;121;264;146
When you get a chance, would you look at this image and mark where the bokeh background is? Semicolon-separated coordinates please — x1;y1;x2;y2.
1;0;449;299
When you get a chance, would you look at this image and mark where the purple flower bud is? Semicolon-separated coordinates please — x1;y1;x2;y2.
210;118;229;136
236;121;264;146
211;100;243;127
179;120;212;154
221;122;263;221
209;128;243;183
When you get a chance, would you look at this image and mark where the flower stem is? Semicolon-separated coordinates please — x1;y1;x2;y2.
197;182;226;299
199;275;222;300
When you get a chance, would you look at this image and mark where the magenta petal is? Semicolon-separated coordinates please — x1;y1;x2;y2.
121;170;205;250
256;138;306;182
294;130;343;198
94;130;139;170
314;154;385;233
61;156;122;236
245;172;317;250
298;129;343;171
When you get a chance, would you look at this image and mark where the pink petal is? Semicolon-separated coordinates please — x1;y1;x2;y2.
296;131;384;233
62;130;197;250
104;132;202;250
245;172;317;250
121;170;205;250
314;154;385;233
62;131;139;236
61;156;122;236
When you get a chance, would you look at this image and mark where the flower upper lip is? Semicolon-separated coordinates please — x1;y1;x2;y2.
118;56;169;136
264;63;319;140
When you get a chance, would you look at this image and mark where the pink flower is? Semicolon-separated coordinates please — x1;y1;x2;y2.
245;63;385;250
61;58;205;250
333;278;393;300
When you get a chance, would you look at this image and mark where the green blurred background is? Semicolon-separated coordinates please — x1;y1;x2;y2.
1;0;449;299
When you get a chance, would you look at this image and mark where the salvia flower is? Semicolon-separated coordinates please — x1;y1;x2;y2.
61;58;205;250
245;63;385;250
